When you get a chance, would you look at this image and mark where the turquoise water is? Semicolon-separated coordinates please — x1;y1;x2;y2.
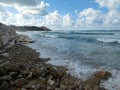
18;30;120;90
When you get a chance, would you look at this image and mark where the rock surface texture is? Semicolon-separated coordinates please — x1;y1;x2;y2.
0;23;17;51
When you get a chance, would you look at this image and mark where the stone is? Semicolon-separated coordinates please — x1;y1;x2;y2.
10;81;15;86
15;78;28;88
84;84;92;90
21;88;27;90
1;52;9;57
0;81;9;90
0;75;12;81
10;72;19;78
94;70;111;80
48;79;55;86
27;72;33;79
0;68;7;76
60;84;66;90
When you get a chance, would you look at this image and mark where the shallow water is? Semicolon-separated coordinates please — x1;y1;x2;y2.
17;30;120;90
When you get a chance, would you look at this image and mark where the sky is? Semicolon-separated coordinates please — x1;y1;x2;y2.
0;0;120;30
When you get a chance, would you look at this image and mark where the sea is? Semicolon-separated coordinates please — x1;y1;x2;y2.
17;30;120;90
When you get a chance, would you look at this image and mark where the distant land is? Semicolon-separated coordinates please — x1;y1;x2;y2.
9;25;51;31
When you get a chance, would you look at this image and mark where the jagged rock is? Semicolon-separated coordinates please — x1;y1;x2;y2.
0;23;17;50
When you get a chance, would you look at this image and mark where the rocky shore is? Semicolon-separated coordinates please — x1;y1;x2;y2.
0;23;111;90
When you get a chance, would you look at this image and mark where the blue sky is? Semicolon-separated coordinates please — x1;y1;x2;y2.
0;0;120;30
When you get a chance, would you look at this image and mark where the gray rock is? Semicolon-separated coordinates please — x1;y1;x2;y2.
27;72;33;79
0;81;9;90
0;75;12;81
48;79;55;86
1;52;9;57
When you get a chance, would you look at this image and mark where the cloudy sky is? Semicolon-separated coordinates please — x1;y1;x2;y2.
0;0;120;30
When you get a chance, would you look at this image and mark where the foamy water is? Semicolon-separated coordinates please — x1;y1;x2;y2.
18;30;120;90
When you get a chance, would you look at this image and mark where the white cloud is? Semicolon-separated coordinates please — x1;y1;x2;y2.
75;8;104;29
0;0;120;30
15;1;49;15
0;0;49;16
104;10;120;25
0;0;36;6
96;0;120;10
62;14;74;28
42;10;63;29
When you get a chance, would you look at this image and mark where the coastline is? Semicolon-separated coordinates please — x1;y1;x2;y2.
0;23;111;90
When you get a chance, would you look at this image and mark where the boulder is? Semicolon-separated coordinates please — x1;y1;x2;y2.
0;23;17;49
94;70;111;80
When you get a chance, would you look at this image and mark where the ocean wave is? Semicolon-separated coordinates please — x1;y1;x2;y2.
97;38;120;44
44;34;59;38
68;32;114;35
114;33;120;36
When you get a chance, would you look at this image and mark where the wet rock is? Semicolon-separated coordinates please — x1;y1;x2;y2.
94;70;111;80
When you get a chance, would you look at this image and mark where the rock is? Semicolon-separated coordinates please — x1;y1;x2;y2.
55;88;61;90
60;84;66;90
27;72;33;79
0;81;9;90
1;35;10;46
10;81;15;86
0;67;7;76
10;72;19;78
39;77;47;84
21;88;27;90
48;79;55;86
9;64;20;72
94;70;111;80
0;75;12;81
0;61;10;71
84;84;92;90
0;22;17;49
1;52;9;57
15;78;28;88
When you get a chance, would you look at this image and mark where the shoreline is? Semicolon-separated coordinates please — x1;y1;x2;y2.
0;23;111;90
0;44;111;90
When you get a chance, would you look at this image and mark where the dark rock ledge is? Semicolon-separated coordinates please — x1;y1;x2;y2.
0;23;111;90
